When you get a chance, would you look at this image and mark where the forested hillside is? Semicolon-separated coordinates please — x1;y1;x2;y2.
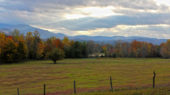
0;30;170;63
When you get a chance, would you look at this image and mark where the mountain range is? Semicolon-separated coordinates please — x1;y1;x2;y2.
0;23;167;45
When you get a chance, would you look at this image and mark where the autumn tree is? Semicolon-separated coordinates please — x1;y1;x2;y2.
113;41;123;57
16;35;28;60
87;41;103;55
160;40;170;58
11;29;20;41
26;32;34;59
44;37;64;58
68;41;88;58
53;38;64;49
131;40;142;57
11;30;28;60
33;31;41;59
48;48;65;64
62;36;71;47
26;31;41;59
62;37;72;58
0;32;6;63
0;36;18;63
36;41;45;59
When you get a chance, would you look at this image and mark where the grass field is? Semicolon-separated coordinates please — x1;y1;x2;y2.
0;58;170;95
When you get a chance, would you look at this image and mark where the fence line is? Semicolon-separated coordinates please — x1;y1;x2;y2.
44;84;46;95
110;76;113;92
74;80;76;94
12;71;157;95
153;71;156;88
17;88;20;95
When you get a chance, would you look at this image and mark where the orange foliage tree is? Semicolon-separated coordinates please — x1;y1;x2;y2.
160;40;170;58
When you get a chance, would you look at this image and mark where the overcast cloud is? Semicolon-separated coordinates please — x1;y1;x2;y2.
0;0;170;38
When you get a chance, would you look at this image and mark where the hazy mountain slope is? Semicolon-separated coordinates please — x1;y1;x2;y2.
0;23;65;39
0;23;167;44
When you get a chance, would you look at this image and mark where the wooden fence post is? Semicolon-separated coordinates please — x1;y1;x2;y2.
74;80;76;94
110;76;113;92
44;84;46;95
153;71;156;88
17;88;20;95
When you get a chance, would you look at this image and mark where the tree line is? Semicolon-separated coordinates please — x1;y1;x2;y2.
0;30;170;64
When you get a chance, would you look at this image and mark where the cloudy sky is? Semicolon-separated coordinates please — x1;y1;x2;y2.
0;0;170;39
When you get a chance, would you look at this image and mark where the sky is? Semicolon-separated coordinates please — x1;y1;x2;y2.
0;0;170;39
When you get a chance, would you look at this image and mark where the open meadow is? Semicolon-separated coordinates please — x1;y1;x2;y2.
0;58;170;95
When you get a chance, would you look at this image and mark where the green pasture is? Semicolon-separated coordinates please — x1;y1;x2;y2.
0;58;170;95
